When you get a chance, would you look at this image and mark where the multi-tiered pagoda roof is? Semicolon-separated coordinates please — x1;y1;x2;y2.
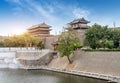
28;23;52;37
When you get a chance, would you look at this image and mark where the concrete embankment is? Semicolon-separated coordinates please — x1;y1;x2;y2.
47;50;120;82
16;50;53;66
21;65;119;82
19;50;120;82
1;49;120;82
0;49;52;69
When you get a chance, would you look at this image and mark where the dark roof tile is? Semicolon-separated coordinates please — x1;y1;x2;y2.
69;18;90;24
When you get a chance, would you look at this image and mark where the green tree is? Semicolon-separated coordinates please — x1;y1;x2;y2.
85;23;109;49
37;41;44;50
3;32;43;48
85;23;120;49
57;28;81;64
104;40;114;49
111;29;120;48
0;41;4;47
4;38;12;47
21;32;42;47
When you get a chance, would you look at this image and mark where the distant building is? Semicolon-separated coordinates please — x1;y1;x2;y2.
27;22;58;49
27;18;90;49
67;17;90;30
27;22;52;38
66;18;90;44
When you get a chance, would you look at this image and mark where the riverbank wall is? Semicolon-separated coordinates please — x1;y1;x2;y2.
0;49;120;82
18;50;120;82
49;50;120;76
47;50;120;82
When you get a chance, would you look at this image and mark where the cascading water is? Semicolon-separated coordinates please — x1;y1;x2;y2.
0;52;19;68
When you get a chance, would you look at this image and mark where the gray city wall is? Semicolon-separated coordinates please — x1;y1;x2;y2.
48;50;120;77
44;30;86;49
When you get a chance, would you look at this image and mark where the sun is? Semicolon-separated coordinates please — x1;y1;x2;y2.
10;28;26;35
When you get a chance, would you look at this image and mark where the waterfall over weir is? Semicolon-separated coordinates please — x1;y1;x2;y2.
0;52;18;68
16;49;53;68
0;48;53;69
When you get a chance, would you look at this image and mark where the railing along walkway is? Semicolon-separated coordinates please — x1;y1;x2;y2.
20;66;120;83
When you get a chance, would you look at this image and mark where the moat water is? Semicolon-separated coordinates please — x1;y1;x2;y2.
0;69;107;83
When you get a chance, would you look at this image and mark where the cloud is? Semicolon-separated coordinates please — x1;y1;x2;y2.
3;0;91;35
26;1;55;19
5;0;90;21
73;8;90;19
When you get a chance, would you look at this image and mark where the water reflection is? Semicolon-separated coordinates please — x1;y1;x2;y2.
0;69;107;83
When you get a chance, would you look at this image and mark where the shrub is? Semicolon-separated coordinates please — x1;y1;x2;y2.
104;40;114;49
0;41;4;47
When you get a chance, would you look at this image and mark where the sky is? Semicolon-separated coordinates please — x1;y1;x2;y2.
0;0;120;36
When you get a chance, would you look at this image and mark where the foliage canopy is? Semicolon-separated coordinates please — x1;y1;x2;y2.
57;28;82;63
85;23;120;49
1;32;44;48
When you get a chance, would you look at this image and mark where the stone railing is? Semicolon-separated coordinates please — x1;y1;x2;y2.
0;47;37;52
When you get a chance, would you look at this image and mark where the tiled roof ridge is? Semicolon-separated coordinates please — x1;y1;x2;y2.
70;17;90;24
28;22;51;30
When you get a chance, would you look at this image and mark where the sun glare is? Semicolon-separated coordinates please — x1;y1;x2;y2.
10;28;26;35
